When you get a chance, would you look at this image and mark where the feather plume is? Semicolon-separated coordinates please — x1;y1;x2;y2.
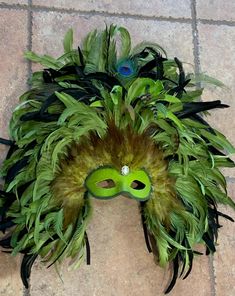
0;25;234;293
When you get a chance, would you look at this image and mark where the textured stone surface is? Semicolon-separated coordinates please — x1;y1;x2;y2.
0;252;23;295
30;198;164;296
0;10;28;294
33;0;191;18
197;0;235;21
213;182;235;296
30;198;212;296
32;11;194;65
0;9;28;163
198;23;235;178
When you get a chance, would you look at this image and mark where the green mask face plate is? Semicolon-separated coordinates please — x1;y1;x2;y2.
85;166;152;201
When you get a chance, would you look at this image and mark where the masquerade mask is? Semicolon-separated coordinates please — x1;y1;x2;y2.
0;25;234;294
85;166;152;201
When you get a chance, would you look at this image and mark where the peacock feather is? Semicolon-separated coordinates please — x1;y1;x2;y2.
0;24;234;293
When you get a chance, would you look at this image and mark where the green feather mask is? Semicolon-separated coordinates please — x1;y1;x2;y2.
0;25;234;294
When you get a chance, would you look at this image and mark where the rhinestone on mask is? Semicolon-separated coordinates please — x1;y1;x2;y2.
121;165;130;176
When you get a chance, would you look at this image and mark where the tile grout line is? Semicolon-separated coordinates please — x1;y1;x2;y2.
0;2;235;26
0;3;190;23
23;1;33;296
199;18;235;27
191;4;216;296
27;5;193;23
190;0;201;76
26;0;33;88
0;2;28;10
23;284;31;296
208;255;217;296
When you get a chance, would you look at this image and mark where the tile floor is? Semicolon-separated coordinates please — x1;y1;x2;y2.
0;1;234;295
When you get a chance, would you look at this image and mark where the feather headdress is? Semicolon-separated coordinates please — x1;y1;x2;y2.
0;25;234;293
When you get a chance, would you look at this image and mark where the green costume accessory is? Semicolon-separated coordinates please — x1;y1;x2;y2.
85;166;152;200
0;25;234;294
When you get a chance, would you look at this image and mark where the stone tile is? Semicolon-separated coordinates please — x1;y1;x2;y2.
213;182;235;296
198;23;235;178
30;198;164;296
0;9;28;166
170;245;211;296
0;9;27;293
0;252;23;296
197;0;235;21
33;0;191;19
0;10;28;292
32;11;194;64
30;197;212;296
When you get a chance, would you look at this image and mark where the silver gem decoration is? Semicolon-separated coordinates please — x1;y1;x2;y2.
121;165;130;176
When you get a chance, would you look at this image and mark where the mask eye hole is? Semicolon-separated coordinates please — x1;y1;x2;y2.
131;180;146;190
97;179;116;189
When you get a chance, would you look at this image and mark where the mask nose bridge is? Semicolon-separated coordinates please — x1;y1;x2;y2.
118;173;135;193
116;174;128;192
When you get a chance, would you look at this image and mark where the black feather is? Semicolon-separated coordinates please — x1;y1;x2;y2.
179;237;194;278
0;191;16;223
0;138;13;146
85;232;91;265
0;236;11;248
39;90;95;117
5;156;29;184
193;251;204;255
138;54;167;80
131;46;161;60
182;250;193;280
202;233;216;253
175;57;185;85
217;211;234;222
20;111;60;122
77;47;85;68
168;79;190;97
165;254;179;294
39;94;59;114
131;48;149;60
5;142;17;160
137;72;158;80
176;100;229;119
179;254;186;278
139;202;152;253
0;220;15;231
168;58;190;98
43;70;54;83
0;180;33;227
84;72;122;90
21;254;38;289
